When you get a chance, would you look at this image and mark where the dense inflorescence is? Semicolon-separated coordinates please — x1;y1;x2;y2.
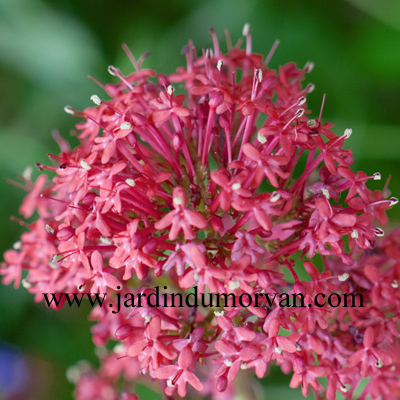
2;26;400;400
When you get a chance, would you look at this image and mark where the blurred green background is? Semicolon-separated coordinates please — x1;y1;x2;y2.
0;0;399;399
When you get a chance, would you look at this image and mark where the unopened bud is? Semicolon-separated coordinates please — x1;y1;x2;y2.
173;134;182;151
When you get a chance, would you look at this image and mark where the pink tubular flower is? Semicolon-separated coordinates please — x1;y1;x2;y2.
154;186;207;241
1;25;400;400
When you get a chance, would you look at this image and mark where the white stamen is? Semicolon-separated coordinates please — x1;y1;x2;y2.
173;196;183;206
120;122;131;130
295;342;302;351
167;379;175;387
338;273;349;282
22;279;31;289
344;128;352;139
390;197;399;206
296;108;305;118
228;280;240;290
392;280;398;289
321;188;330;199
66;366;81;384
390;366;396;371
144;315;152;324
13;241;21;250
214;310;226;317
304;61;314;73
100;237;113;245
49;255;59;269
113;344;125;355
217;60;223;71
274;346;282;354
167;85;175;95
297;96;307;106
257;68;263;83
375;227;385;237
270;192;280;202
225;359;233;367
193;272;199;282
125;178;136;187
49;260;59;270
90;95;102;106
78;284;85;292
351;229;359;239
108;65;118;76
341;385;348;393
242;23;251;36
22;166;33;180
80;160;91;170
240;362;248;370
45;224;55;235
139;160;145;167
307;119;318;128
376;358;383;368
373;172;381;181
257;132;267;144
306;83;315;93
232;182;241;191
64;106;74;115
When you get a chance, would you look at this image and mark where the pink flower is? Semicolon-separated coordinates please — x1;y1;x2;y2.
2;25;399;400
154;186;207;241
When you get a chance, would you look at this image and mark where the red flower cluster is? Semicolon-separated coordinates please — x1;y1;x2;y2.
2;26;400;399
